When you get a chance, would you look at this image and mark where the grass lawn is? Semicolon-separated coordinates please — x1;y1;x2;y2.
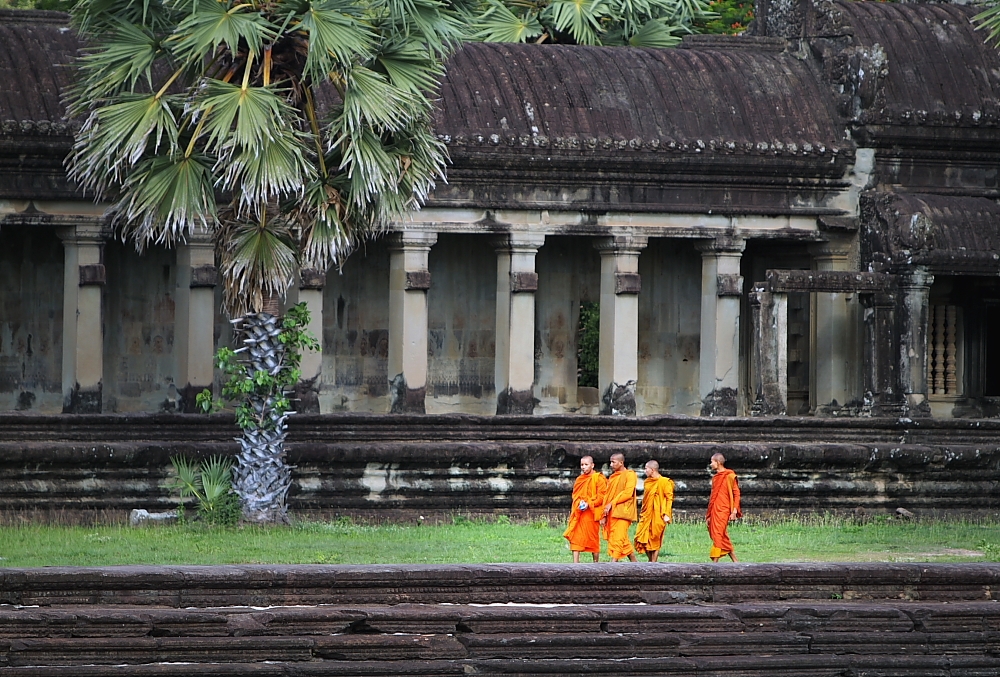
1;515;999;567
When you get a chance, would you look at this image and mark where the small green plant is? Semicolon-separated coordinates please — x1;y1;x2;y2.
169;455;241;526
495;515;512;526
977;539;1000;561
196;303;319;428
453;515;474;526
577;302;600;388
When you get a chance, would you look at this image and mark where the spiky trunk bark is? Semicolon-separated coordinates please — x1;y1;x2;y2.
232;311;292;524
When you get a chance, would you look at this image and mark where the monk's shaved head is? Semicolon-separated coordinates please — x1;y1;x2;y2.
711;453;726;465
611;453;625;463
645;460;659;471
581;455;594;464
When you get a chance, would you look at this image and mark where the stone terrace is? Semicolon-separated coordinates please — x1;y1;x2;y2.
0;563;998;675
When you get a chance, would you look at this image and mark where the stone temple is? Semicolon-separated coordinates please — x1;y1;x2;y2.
2;0;1000;422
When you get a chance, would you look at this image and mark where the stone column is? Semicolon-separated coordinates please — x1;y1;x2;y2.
861;290;902;416
57;222;107;413
595;235;647;416
295;268;326;413
899;268;934;416
387;231;436;414
175;232;218;412
749;288;788;416
494;232;545;415
697;236;745;416
809;239;857;414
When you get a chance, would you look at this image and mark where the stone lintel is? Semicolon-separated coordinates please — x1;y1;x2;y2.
765;269;893;294
404;270;432;291
189;264;219;288
78;263;106;286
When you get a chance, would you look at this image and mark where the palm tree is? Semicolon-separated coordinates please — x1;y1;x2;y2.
471;0;712;47
67;0;464;523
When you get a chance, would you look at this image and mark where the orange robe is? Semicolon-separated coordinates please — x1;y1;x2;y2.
601;468;638;560
634;476;674;555
707;468;742;559
562;471;608;553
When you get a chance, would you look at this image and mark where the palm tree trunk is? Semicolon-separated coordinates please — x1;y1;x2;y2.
231;310;292;524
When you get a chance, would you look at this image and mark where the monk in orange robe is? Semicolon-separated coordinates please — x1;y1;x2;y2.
600;453;638;562
706;453;742;562
562;455;608;562
634;460;674;562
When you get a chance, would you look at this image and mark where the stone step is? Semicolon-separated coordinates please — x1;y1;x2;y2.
3;655;1000;676
1;602;999;667
2;563;998;607
2;602;999;638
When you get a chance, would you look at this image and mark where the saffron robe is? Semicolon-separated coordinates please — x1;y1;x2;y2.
602;468;638;560
634;476;674;554
707;468;742;559
562;471;608;553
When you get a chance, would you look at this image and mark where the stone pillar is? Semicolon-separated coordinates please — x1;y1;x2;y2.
494;233;545;415
899;268;934;416
862;290;902;416
175;232;218;412
697;237;745;416
387;231;436;414
809;239;857;414
749;288;788;416
295;268;326;413
595;235;647;416
57;222;107;413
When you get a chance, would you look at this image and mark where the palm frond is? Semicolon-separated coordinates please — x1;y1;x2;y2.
169;455;204;500
169;0;277;62
114;152;217;247
543;0;608;45
297;0;375;82
626;17;684;47
975;4;1000;47
475;1;544;42
220;218;299;316
196;80;301;151
340;66;421;133
221;127;315;213
72;19;164;107
374;41;444;95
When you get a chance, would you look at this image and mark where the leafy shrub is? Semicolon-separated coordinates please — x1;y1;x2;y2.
169;455;241;526
694;0;754;34
577;302;600;388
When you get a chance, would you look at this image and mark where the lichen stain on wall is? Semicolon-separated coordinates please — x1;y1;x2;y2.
0;227;64;412
102;240;177;412
321;237;391;412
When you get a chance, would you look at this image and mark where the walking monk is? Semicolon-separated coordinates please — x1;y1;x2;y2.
601;453;638;562
634;460;674;562
706;453;742;562
563;456;608;562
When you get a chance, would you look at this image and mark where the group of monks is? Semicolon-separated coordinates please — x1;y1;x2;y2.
562;452;742;562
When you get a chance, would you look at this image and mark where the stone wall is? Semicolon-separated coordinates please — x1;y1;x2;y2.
1;414;998;521
0;226;63;413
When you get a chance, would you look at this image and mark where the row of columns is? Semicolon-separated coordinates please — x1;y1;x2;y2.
56;224;219;413
57;223;911;417
385;231;747;416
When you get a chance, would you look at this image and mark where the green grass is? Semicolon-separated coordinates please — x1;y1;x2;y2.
1;515;1000;567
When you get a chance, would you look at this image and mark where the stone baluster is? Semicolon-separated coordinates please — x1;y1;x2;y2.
945;305;958;395
899;268;934;416
932;304;945;395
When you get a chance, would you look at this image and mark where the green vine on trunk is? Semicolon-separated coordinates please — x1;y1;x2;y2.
196;302;318;426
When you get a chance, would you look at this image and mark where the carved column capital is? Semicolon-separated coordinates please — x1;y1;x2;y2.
491;231;546;253
56;221;110;246
387;230;438;252
695;235;745;256
593;234;648;255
